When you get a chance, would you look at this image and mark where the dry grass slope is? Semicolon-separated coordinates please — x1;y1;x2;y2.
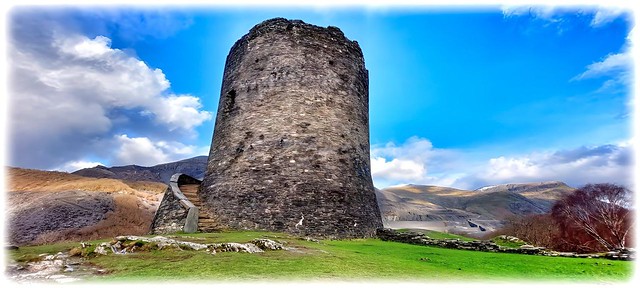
7;167;166;194
5;167;167;245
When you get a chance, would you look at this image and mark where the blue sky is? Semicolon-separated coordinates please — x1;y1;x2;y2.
5;5;634;189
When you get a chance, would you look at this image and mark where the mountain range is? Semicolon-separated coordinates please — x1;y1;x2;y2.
376;181;575;237
45;156;575;238
72;156;208;184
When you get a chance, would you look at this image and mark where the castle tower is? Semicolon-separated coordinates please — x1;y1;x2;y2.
199;18;382;238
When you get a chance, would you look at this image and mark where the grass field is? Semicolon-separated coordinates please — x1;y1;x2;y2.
8;230;634;283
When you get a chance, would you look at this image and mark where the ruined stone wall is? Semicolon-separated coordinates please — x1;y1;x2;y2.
150;174;200;234
199;18;382;238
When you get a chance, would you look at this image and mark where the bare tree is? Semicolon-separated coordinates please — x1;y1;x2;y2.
493;214;559;249
551;183;633;251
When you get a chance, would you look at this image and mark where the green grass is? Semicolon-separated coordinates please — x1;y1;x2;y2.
9;231;633;282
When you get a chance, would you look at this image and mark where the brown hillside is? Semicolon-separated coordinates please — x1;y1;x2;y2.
5;167;167;245
377;182;575;237
6;167;166;194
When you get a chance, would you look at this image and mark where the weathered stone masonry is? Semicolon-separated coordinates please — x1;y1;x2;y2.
198;18;383;238
150;174;200;234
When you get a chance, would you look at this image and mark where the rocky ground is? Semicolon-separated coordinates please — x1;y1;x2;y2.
6;235;289;283
7;251;107;283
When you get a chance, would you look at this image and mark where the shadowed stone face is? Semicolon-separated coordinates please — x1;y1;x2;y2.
199;18;382;238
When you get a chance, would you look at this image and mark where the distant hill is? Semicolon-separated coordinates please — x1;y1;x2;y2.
70;154;574;234
474;181;575;212
72;156;208;184
376;181;575;236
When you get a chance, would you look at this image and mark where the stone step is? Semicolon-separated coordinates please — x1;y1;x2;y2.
198;227;219;233
179;190;199;194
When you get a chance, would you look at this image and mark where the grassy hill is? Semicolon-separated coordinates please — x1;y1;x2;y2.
8;230;632;282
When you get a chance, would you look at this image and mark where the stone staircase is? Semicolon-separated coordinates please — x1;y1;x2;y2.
178;184;218;232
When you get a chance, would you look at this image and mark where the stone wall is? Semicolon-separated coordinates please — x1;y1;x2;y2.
150;174;200;234
376;229;635;260
199;18;382;238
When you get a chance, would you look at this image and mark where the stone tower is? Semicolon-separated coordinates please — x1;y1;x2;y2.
199;18;382;238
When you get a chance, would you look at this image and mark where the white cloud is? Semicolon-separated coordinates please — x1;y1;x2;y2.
483;156;542;180
370;136;633;190
114;134;207;167
501;6;628;28
54;160;106;173
457;143;633;190
114;135;169;166
57;35;114;59
371;157;425;183
501;6;560;21
571;26;632;95
156;140;209;157
591;8;627;27
42;33;212;129
573;52;632;80
8;16;212;169
151;95;213;131
370;137;463;188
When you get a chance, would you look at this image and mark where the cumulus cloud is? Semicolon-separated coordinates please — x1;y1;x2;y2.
370;136;634;190
8;10;211;170
371;157;426;183
55;160;106;173
462;142;634;189
370;137;464;188
114;135;208;167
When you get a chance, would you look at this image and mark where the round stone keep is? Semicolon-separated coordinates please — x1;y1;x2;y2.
199;18;382;238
